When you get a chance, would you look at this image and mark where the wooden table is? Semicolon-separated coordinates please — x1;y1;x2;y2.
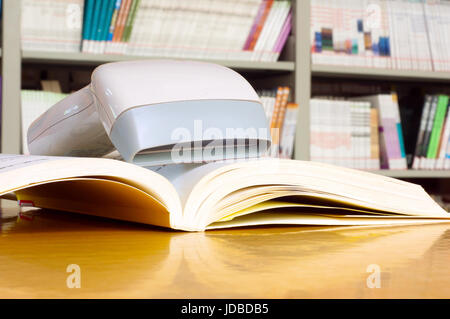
0;199;449;298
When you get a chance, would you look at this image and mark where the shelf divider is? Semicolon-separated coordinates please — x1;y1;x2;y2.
21;50;295;72
294;0;311;161
312;64;450;82
371;170;450;179
1;0;22;154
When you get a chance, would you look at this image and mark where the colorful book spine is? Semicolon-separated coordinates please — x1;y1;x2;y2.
93;0;111;53
110;0;128;52
83;0;292;59
370;108;381;170
421;95;438;169
275;86;290;143
412;95;432;170
86;0;104;53
107;0;122;43
269;86;284;157
272;10;292;61
392;93;407;167
426;94;450;167
436;99;450;169
243;0;269;50
248;0;274;51
82;0;95;52
354;94;406;170
121;0;140;53
99;0;117;53
381;96;399;169
85;0;102;52
112;0;132;53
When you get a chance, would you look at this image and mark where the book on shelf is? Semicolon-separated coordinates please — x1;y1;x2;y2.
279;102;299;159
412;94;450;170
312;91;450;171
354;93;407;170
21;90;68;155
21;0;84;52
310;98;378;170
1;154;449;231
257;87;298;158
21;0;293;62
310;93;409;170
310;0;450;72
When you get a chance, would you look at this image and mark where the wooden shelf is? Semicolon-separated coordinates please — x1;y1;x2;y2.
312;64;450;82
21;50;296;72
372;170;450;179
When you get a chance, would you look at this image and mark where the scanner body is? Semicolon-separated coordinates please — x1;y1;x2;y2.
28;60;271;166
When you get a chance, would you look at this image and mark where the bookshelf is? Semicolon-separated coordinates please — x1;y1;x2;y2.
21;50;296;71
312;65;450;82
374;170;450;179
1;0;450;180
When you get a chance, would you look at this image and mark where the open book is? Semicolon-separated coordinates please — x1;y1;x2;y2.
0;154;449;231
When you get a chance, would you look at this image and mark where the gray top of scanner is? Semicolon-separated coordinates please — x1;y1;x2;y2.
91;60;271;166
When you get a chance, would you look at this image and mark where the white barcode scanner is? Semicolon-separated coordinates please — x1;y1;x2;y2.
27;60;271;166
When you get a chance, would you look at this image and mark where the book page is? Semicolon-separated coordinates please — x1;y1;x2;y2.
16;178;171;228
2;155;449;232
152;160;238;207
207;211;449;230
162;158;449;230
0;154;59;173
0;154;181;226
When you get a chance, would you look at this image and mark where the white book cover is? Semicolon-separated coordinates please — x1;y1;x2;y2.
415;0;430;71
342;100;352;167
156;0;175;58
435;0;447;71
310;99;320;163
427;0;444;71
21;0;83;53
21;90;68;155
441;1;450;71
164;1;182;58
399;0;413;70
405;0;419;71
279;103;299;159
261;1;290;62
138;0;164;57
386;0;398;69
356;0;367;67
187;0;211;59
423;0;439;71
182;0;205;59
237;0;263;61
126;0;148;55
147;0;166;57
214;0;239;60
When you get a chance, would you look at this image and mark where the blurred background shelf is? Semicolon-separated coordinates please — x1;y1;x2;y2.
373;170;450;179
312;65;450;82
22;50;296;72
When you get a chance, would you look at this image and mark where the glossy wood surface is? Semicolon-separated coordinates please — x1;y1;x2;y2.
1;199;449;298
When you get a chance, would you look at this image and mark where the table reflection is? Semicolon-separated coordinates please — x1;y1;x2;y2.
1;200;449;298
